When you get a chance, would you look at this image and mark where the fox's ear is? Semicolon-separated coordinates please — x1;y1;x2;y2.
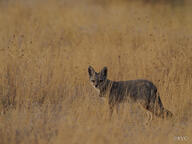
101;66;107;78
88;66;95;77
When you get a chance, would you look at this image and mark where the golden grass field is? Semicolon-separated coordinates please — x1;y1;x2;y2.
0;0;192;143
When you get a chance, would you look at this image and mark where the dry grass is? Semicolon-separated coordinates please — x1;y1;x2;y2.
0;0;192;144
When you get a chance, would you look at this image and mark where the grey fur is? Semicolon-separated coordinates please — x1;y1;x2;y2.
88;66;173;119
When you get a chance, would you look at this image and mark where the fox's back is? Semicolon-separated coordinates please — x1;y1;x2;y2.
109;79;157;103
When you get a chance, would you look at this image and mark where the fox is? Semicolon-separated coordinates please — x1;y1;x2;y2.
88;66;173;119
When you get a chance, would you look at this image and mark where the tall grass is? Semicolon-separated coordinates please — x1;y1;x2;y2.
0;0;192;144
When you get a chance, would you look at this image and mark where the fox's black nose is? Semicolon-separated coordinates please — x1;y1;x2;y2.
95;84;98;88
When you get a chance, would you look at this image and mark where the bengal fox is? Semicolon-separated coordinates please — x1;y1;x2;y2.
88;66;173;119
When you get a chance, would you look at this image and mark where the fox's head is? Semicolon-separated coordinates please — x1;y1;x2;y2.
88;66;108;91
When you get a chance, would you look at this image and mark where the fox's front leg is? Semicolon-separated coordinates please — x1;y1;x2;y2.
116;103;120;114
109;104;114;119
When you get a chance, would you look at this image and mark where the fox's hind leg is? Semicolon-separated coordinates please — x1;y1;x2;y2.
115;103;119;114
109;104;114;119
147;92;173;119
144;111;153;126
138;101;153;124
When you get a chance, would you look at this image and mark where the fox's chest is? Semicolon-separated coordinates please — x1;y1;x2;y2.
94;87;100;93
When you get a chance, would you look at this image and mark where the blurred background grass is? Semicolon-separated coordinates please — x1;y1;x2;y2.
0;0;192;143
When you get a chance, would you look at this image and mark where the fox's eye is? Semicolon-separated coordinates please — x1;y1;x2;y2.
100;80;104;83
91;80;95;83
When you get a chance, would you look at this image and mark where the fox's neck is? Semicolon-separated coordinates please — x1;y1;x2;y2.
99;79;112;96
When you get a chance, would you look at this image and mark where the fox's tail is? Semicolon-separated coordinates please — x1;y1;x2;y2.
161;108;173;119
155;93;173;119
